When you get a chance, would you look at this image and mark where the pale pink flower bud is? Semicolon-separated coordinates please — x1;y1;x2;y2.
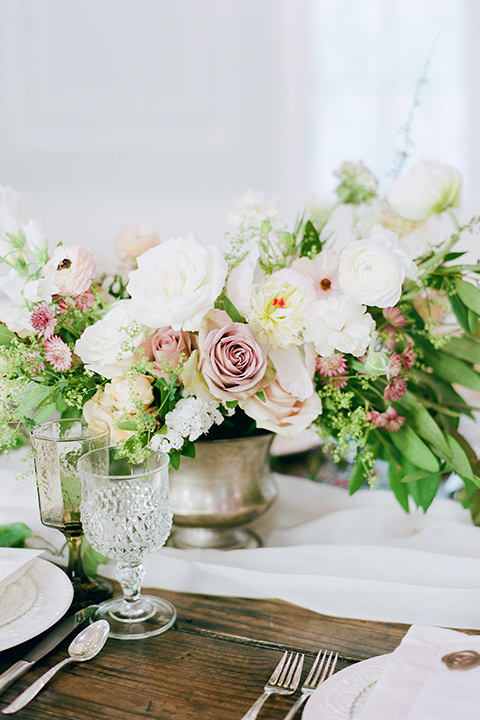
114;225;160;264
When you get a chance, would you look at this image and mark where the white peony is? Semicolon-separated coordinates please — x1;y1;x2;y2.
304;294;375;357
388;160;462;221
338;225;415;308
127;233;227;331
75;301;147;379
247;268;315;349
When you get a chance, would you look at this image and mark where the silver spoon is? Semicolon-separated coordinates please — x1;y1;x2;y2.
2;620;110;714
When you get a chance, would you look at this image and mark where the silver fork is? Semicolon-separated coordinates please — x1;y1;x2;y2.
240;651;304;720
282;649;338;719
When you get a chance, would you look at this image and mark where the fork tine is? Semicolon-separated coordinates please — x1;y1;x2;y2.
316;651;338;685
269;651;290;683
305;649;326;685
288;654;304;690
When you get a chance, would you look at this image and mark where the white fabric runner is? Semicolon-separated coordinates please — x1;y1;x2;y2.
3;448;480;629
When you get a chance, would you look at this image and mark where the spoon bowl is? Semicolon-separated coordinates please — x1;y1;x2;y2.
69;620;110;660
2;620;110;715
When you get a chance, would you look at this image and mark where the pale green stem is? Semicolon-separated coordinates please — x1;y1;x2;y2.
446;206;461;232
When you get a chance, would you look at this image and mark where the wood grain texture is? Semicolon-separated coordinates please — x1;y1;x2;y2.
1;587;478;719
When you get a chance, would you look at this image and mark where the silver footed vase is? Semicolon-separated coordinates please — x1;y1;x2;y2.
168;433;277;550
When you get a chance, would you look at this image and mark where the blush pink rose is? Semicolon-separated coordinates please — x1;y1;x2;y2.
183;309;273;401
143;327;196;379
240;378;322;438
43;245;96;297
114;224;160;264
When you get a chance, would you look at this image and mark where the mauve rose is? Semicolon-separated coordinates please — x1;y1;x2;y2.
183;309;272;401
143;327;196;379
43;245;96;297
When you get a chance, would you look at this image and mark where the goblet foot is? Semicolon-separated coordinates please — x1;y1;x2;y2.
93;595;177;640
168;525;262;550
70;575;114;612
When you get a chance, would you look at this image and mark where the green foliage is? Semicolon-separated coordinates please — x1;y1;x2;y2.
0;523;32;547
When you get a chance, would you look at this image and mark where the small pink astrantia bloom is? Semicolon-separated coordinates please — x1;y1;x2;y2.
403;343;417;371
315;353;347;377
75;290;94;311
366;407;405;431
44;336;72;371
382;306;406;328
31;302;57;339
383;376;407;403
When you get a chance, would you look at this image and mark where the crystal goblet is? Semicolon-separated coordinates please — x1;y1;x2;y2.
78;445;176;640
31;418;113;609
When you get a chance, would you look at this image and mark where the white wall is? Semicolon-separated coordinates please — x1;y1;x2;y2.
0;0;477;266
0;0;309;264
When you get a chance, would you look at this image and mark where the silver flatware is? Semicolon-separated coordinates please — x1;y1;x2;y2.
282;649;338;719
2;620;109;714
240;651;304;720
0;604;97;696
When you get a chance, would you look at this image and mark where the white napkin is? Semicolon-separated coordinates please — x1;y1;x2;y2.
355;625;480;719
0;548;42;587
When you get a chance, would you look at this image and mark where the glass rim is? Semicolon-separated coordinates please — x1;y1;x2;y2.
31;418;110;442
78;445;169;480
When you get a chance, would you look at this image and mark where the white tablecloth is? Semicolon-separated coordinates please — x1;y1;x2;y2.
3;448;480;630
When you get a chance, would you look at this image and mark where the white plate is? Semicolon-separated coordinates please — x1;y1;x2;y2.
302;654;389;720
0;557;73;651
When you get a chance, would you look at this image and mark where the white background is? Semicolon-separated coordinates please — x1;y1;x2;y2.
0;0;478;266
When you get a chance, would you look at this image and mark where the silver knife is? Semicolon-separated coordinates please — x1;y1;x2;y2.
0;605;97;696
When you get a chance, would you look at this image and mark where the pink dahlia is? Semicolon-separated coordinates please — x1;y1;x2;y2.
31;303;57;339
315;353;347;377
44;336;72;371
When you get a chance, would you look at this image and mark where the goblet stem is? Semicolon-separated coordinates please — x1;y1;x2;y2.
116;562;146;618
65;532;88;583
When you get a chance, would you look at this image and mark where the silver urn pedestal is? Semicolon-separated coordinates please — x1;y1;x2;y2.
168;433;277;550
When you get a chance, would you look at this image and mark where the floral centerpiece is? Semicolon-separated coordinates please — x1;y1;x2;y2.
1;158;480;519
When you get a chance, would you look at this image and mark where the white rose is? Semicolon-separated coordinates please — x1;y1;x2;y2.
1;306;33;338
338;225;415;308
388;159;462;221
304;294;375;357
75;301;146;379
226;247;262;316
127;232;227;331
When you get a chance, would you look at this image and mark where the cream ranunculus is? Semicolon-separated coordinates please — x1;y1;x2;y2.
304;294;375;357
42;245;96;297
75;301;147;379
83;375;154;442
127;232;227;331
338;225;415;308
388;159;462;221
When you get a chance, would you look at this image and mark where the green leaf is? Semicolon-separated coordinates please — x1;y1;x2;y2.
15;384;56;418
81;537;108;576
348;453;368;494
169;451;181;470
449;294;471;333
407;471;442;512
401;470;438;484
0;523;32;547
387;462;410;513
394;391;451;459
223;296;244;323
389;424;440;473
468;308;479;334
256;391;266;403
443;336;480;365
413;339;480;393
0;324;15;346
300;220;322;257
116;421;138;431
455;278;480;313
182;441;196;459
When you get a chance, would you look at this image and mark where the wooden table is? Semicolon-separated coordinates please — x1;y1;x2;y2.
0;585;418;720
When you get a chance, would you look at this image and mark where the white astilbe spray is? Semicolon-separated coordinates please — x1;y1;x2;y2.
150;396;235;454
